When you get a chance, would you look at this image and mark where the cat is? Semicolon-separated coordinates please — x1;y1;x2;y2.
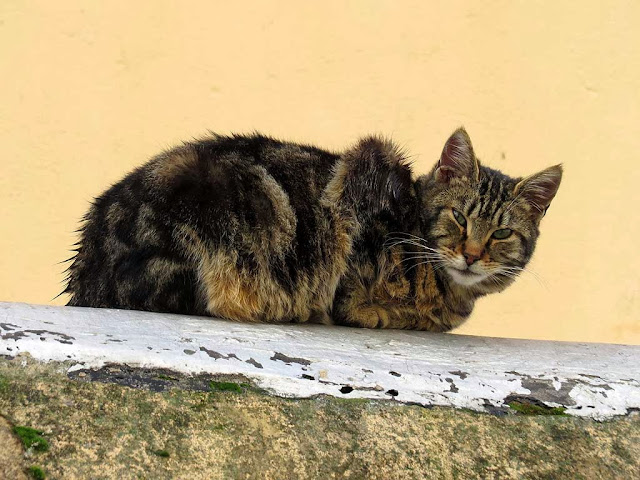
64;128;562;332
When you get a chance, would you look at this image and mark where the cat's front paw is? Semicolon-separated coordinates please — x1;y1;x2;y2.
346;304;391;329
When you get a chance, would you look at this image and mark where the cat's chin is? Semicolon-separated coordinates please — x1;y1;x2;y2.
445;267;488;287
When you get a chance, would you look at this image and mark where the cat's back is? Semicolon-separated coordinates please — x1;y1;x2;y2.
65;133;346;318
142;133;337;223
155;133;339;191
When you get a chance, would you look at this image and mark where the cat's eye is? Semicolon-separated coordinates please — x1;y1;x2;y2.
492;228;512;240
452;208;467;227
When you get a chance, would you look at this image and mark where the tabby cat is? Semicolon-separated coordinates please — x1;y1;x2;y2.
64;128;562;332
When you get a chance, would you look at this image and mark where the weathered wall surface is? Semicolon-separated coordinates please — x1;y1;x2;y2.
1;1;639;343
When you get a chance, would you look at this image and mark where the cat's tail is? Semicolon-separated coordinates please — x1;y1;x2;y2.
323;136;414;223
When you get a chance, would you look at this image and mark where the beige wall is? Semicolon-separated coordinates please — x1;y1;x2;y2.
1;1;639;344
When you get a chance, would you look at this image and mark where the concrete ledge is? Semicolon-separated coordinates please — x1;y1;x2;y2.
2;357;638;479
1;302;639;419
2;357;640;480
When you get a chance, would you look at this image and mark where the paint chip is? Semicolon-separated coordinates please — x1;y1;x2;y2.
246;358;263;369
270;352;311;366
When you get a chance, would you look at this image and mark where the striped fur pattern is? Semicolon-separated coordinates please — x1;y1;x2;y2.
65;129;561;331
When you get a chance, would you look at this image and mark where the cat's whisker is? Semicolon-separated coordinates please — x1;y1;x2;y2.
398;251;443;258
399;257;443;267
385;240;430;252
384;232;433;248
498;265;547;288
385;231;429;243
384;239;426;249
493;269;547;290
432;264;449;274
404;260;447;275
384;236;429;246
398;251;442;257
385;241;427;251
399;255;442;263
384;238;441;253
507;265;544;281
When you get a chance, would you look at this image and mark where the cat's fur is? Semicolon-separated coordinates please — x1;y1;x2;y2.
64;128;562;331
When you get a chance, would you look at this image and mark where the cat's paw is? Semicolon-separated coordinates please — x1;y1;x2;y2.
348;304;390;329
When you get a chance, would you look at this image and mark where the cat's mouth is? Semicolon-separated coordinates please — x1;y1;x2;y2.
446;266;487;286
456;268;479;276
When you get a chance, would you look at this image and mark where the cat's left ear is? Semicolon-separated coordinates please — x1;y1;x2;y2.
434;127;480;183
513;165;563;216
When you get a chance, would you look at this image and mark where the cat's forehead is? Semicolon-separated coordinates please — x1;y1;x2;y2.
452;171;520;222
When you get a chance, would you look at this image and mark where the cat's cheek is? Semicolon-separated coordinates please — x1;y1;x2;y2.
490;241;520;262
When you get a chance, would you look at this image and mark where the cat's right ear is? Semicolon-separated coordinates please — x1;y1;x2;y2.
513;164;563;217
434;128;479;183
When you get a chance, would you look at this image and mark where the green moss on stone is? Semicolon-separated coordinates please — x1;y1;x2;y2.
13;426;50;452
28;465;46;479
209;381;243;393
508;401;566;416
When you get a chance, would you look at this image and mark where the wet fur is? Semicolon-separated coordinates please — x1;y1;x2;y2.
65;130;561;331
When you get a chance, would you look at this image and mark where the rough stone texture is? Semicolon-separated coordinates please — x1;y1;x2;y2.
1;356;639;480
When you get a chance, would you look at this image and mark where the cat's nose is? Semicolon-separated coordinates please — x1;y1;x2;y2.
463;252;481;266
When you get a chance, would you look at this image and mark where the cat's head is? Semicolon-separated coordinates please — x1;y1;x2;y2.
415;128;562;291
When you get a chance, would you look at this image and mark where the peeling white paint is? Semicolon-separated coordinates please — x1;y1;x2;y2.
1;302;639;419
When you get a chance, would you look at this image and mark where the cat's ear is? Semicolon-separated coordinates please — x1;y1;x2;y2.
513;165;563;216
434;127;479;183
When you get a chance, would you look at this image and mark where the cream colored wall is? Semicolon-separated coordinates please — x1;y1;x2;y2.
1;1;638;344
